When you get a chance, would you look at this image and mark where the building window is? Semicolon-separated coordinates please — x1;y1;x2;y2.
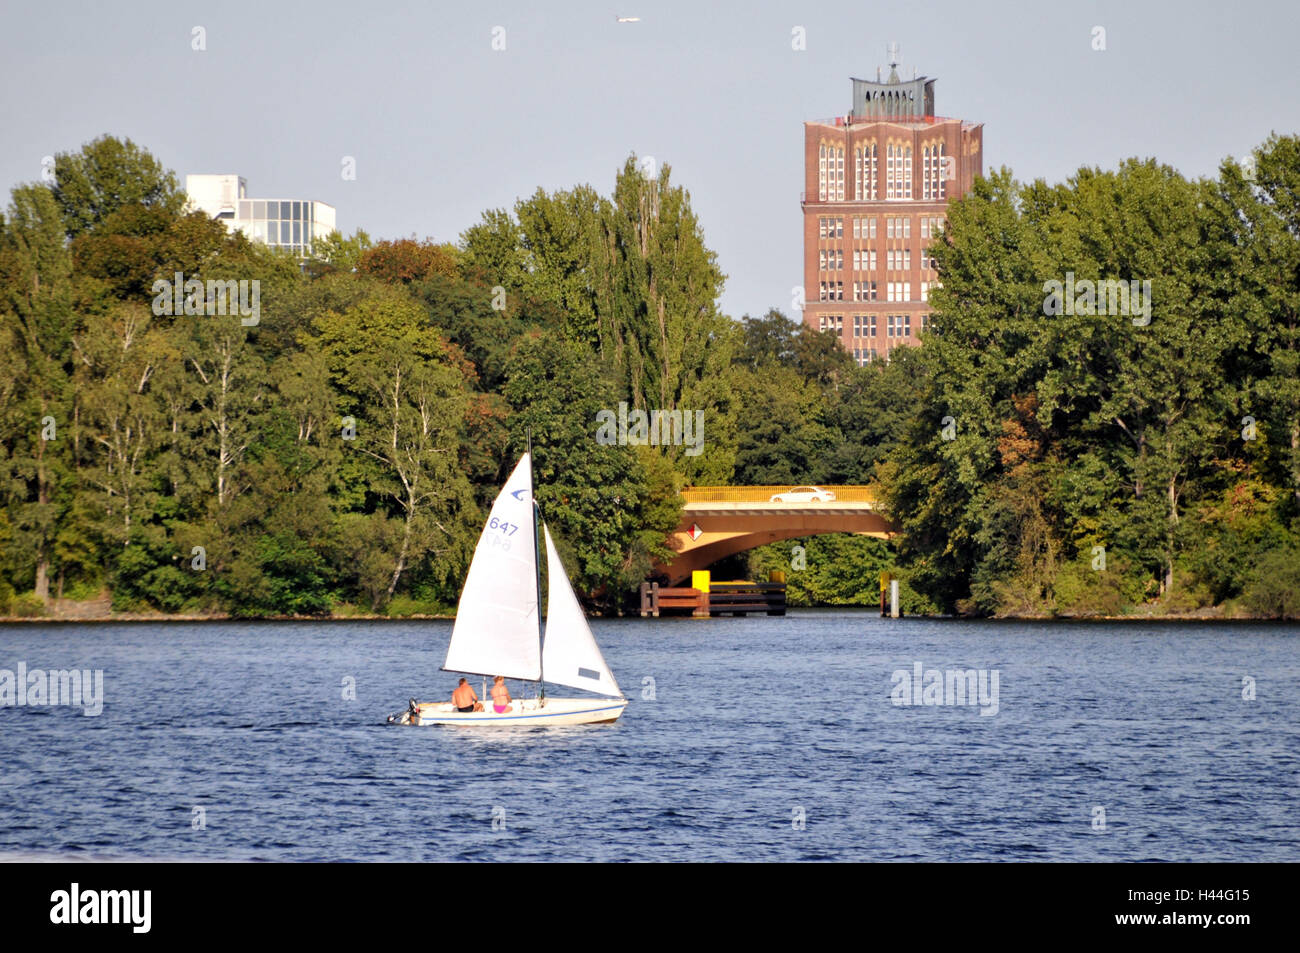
852;280;878;301
885;217;912;239
887;144;913;200
893;314;909;336
886;249;910;271
886;314;913;338
920;215;944;239
923;144;947;200
820;144;845;202
853;250;877;272
855;142;878;200
854;313;877;337
853;216;877;240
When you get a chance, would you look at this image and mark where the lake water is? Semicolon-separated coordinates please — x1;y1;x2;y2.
1;612;1296;862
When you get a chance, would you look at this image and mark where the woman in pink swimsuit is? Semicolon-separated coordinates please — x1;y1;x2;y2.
491;676;513;714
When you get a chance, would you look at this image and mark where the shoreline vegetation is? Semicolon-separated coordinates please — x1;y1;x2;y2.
3;136;1300;622
0;593;1285;624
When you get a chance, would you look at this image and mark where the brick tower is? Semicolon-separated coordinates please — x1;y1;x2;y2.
802;45;983;362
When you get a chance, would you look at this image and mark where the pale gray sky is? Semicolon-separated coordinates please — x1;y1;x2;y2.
3;0;1297;320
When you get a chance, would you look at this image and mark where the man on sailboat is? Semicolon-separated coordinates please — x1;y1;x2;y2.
452;678;483;712
491;676;513;714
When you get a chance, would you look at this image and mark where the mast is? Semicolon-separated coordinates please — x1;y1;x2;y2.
528;428;545;703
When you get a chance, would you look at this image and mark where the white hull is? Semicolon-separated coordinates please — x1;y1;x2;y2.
394;696;628;727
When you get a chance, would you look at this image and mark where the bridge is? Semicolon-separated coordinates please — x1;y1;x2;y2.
659;486;895;585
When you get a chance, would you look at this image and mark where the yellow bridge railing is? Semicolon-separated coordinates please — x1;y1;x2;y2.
680;485;879;504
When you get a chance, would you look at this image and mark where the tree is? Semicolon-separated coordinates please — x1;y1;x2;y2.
306;228;373;276
0;184;76;601
313;289;476;604
1216;136;1300;511
501;330;679;606
50;135;184;239
358;238;461;285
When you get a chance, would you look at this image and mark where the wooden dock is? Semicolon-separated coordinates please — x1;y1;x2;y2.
639;571;786;618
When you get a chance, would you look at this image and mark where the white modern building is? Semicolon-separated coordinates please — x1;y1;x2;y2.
184;174;336;256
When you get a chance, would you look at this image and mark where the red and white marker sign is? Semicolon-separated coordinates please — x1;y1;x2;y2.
688;523;703;541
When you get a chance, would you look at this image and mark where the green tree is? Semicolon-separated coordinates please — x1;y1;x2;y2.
313;289;476;604
50;135;184;239
0;184;76;602
501;330;679;606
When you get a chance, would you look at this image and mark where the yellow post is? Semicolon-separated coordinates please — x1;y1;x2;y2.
691;570;711;617
769;570;786;584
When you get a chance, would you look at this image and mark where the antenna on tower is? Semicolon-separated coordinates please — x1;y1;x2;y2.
886;41;901;83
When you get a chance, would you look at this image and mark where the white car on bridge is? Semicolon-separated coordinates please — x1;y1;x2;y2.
768;486;837;503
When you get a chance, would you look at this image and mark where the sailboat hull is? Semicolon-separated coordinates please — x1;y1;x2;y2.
391;696;628;727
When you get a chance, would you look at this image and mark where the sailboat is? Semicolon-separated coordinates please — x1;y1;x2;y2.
387;452;629;727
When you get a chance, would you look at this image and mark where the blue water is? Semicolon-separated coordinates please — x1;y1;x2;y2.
1;613;1296;861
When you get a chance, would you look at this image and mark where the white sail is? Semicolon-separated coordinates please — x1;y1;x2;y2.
542;526;622;697
443;454;541;681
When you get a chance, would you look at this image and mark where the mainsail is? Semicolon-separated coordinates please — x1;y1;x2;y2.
443;454;541;681
541;525;622;698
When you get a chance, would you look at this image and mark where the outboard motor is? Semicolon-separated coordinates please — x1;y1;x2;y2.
386;698;420;725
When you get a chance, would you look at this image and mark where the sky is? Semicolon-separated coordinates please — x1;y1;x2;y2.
2;0;1298;321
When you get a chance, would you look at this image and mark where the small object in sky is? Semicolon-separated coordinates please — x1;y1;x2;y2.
617;16;641;23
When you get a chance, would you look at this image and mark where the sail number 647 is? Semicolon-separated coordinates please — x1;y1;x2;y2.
489;517;519;536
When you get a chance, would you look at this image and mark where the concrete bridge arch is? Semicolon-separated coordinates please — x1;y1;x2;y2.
659;486;896;585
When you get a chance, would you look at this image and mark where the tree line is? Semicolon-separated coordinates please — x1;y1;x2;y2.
1;134;1296;618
